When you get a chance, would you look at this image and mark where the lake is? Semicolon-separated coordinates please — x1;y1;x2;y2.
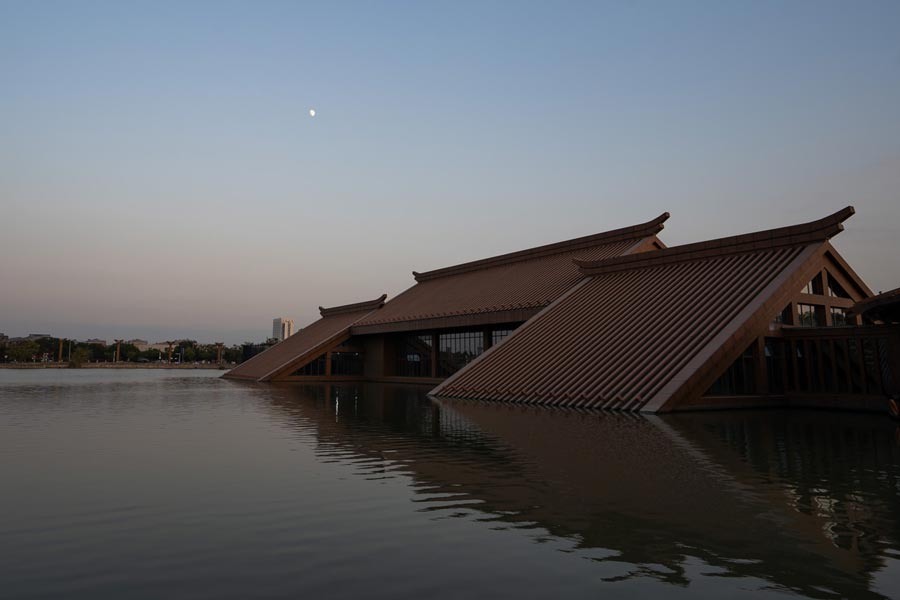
1;369;899;599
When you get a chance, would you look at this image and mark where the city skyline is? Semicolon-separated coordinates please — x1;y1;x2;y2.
2;1;899;345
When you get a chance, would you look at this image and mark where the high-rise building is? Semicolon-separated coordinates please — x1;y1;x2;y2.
272;318;294;342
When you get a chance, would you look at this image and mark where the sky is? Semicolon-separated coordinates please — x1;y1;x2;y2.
1;1;899;345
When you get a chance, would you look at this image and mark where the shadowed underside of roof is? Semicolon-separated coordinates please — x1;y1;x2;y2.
354;214;669;330
850;286;900;322
433;207;856;412
223;296;385;382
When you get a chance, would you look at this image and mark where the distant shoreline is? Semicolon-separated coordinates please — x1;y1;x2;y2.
0;363;230;370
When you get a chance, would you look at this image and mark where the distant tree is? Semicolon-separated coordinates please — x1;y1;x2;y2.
69;347;91;368
8;340;40;362
121;343;141;361
137;348;160;362
223;345;243;363
34;337;60;358
88;343;107;362
183;346;196;362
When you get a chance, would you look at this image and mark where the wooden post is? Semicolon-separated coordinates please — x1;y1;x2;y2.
58;339;64;363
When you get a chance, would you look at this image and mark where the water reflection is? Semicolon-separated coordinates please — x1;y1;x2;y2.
265;383;900;599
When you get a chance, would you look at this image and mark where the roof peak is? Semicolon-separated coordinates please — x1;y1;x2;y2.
576;206;855;276
319;294;387;317
413;212;669;283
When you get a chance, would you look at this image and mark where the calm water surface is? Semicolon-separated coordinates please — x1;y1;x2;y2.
1;369;899;599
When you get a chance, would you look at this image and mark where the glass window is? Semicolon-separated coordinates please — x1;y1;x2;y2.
438;331;484;377
802;274;823;295
796;342;809;392
797;303;823;327
765;338;787;394
808;342;821;392
827;274;851;299
397;335;433;377
706;343;757;396
847;339;863;394
821;341;835;392
331;352;363;376
833;340;849;393
491;329;513;346
772;305;791;326
830;306;849;326
880;338;895;393
862;339;880;393
292;354;327;376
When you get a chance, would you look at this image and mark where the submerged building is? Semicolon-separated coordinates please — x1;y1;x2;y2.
224;207;898;413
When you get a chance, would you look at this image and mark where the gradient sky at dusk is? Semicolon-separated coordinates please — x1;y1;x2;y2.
2;1;899;344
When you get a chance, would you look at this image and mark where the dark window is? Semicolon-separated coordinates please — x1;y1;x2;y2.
707;343;757;396
796;342;809;392
863;339;880;393
491;329;513;346
331;352;363;376
292;354;327;376
772;305;791;326
830;306;849;326
797;303;823;327
880;338;895;393
765;338;788;394
438;331;484;377
802;274;824;296
833;340;849;393
827;274;851;299
397;335;433;377
847;339;863;394
821;341;835;392
809;342;821;392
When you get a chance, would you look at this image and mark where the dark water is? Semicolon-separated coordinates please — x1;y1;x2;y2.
1;370;899;599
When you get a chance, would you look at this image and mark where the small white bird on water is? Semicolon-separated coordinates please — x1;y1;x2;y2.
309;108;316;117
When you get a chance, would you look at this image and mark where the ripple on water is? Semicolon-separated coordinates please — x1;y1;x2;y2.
1;373;899;599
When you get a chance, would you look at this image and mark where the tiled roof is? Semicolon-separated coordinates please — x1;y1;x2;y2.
353;214;669;330
433;208;855;412
223;296;386;382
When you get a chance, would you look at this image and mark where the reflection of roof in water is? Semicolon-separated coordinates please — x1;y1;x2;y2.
263;383;900;598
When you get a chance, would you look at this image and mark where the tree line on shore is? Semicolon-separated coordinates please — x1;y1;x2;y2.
0;337;249;366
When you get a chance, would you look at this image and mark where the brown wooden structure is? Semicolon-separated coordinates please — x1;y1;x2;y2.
224;208;895;413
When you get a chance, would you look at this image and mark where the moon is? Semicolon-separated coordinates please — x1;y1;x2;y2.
309;108;316;117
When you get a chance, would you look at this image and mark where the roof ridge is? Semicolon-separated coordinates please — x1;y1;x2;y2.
412;212;669;282
575;206;854;276
319;294;387;317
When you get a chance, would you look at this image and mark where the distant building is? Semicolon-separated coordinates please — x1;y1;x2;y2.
127;339;150;351
0;333;7;342
272;318;295;342
84;338;107;346
26;333;51;340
